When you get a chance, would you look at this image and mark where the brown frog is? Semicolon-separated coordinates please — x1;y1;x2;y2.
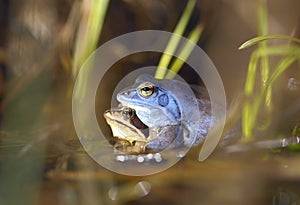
104;105;186;154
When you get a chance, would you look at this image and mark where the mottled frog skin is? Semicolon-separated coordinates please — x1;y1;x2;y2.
104;106;147;154
114;74;212;152
104;105;187;153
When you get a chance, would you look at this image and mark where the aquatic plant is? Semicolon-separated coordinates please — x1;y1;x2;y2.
240;0;300;141
154;0;203;79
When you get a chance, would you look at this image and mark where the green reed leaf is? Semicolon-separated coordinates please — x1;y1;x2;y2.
155;0;197;79
239;35;300;50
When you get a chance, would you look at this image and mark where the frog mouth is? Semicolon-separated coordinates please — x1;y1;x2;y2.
104;110;149;140
117;118;149;138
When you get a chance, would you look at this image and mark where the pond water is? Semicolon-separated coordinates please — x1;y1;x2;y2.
0;0;300;205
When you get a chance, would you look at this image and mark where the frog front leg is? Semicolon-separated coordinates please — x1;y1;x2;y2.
145;125;185;152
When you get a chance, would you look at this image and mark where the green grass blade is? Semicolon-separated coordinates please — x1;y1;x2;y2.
257;0;268;36
72;0;110;78
242;51;259;138
242;55;297;139
154;0;197;79
265;55;297;89
242;102;255;140
257;0;272;112
239;35;300;50
165;24;204;79
256;45;300;56
244;51;259;96
242;0;269;140
247;54;296;136
292;123;300;137
241;0;300;141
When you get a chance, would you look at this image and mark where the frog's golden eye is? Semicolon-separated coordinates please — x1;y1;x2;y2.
139;83;154;97
122;107;134;118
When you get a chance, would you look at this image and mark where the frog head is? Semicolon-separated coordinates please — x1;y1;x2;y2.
103;105;148;142
117;74;200;128
103;105;149;154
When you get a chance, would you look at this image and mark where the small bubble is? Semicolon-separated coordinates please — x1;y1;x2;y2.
147;153;153;159
176;151;186;158
154;153;162;163
137;156;144;163
108;187;118;200
281;138;288;147
128;155;137;161
115;155;125;162
288;78;299;90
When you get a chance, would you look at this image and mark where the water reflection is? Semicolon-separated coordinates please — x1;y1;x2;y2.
108;181;151;202
273;189;299;205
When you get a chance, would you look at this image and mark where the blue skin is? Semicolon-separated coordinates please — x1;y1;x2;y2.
117;75;183;151
117;81;181;127
116;74;211;151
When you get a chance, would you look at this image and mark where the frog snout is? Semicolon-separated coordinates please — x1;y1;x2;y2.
104;108;119;116
103;110;112;116
122;91;130;96
117;90;135;102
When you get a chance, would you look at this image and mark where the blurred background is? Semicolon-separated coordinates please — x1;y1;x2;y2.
0;0;300;204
